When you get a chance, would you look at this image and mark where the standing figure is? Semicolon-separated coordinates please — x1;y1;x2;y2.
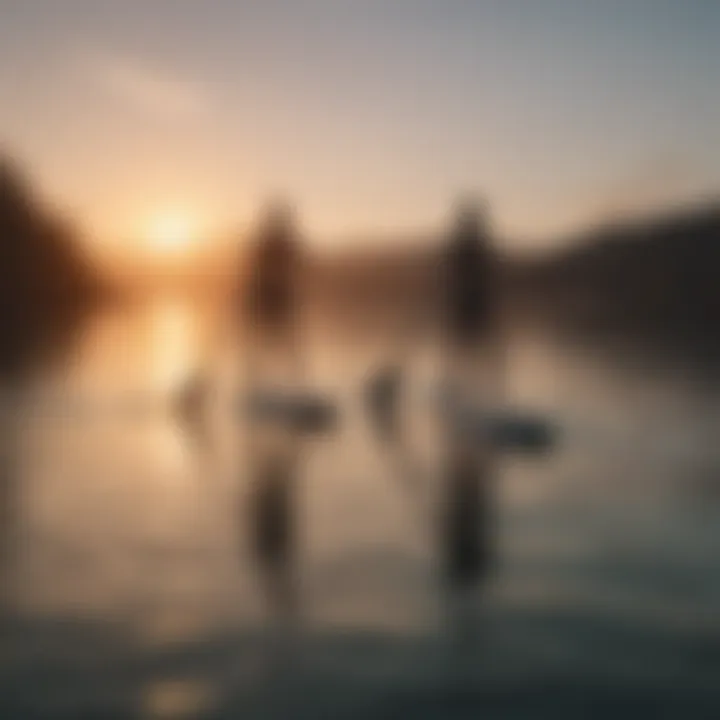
242;202;303;381
439;198;503;594
241;202;305;616
444;199;497;356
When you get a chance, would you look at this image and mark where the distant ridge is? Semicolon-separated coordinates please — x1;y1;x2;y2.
303;202;720;366
512;202;720;365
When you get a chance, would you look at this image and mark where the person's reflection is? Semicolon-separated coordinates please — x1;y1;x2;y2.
363;362;428;510
172;370;214;460
440;440;494;592
247;428;301;617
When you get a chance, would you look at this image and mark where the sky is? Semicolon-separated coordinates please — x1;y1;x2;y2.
1;0;719;253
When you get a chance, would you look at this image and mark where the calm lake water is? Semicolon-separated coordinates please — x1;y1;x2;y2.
1;296;719;719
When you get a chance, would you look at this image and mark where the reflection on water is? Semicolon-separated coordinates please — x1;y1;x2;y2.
143;678;216;719
0;297;719;718
59;296;204;397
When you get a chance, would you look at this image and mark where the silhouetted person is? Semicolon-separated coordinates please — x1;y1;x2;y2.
443;199;497;353
243;201;303;378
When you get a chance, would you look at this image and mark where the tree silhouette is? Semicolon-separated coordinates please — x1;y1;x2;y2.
0;156;101;375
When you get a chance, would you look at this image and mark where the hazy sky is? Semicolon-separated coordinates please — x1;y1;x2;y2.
1;0;719;251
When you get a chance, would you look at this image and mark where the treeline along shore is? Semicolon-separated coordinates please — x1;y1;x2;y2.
0;158;111;376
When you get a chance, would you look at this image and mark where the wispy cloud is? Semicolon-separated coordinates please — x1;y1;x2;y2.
80;50;210;122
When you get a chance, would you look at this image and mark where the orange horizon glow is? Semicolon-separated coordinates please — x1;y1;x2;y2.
142;210;202;255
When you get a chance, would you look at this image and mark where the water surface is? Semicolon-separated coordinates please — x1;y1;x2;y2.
1;297;718;718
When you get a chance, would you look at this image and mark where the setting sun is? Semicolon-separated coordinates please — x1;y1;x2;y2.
144;212;199;253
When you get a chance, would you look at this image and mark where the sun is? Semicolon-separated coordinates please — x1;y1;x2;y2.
144;211;198;253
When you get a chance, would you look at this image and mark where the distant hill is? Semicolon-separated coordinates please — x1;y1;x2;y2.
513;204;720;365
300;203;720;367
